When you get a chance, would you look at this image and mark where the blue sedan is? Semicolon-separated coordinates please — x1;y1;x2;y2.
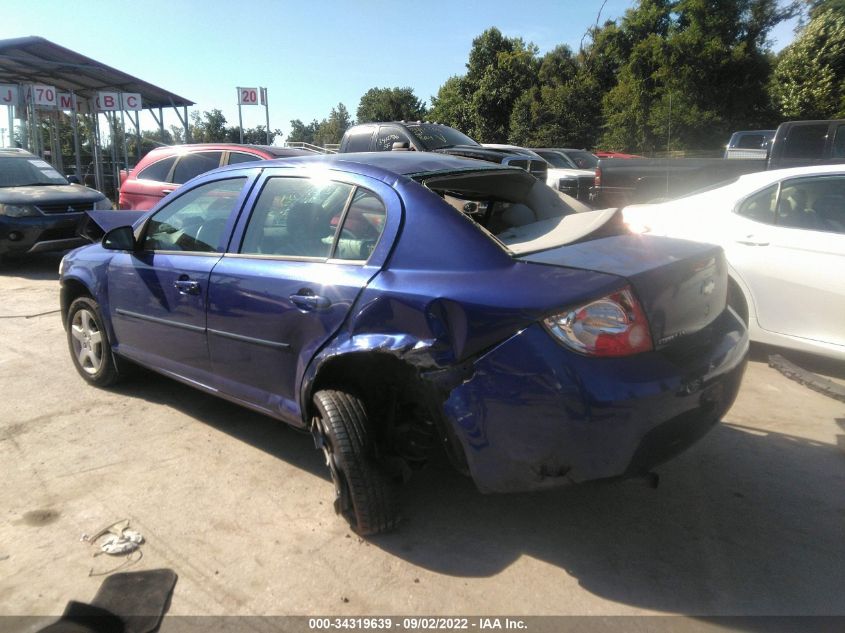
60;153;748;534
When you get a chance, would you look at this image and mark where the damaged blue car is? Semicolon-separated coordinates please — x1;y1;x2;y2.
60;153;748;534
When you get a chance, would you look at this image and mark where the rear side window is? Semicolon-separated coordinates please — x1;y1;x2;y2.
137;155;177;182
334;189;386;261
778;176;845;234
782;124;828;159
832;125;845;159
143;178;246;252
345;129;375;152
736;184;777;224
228;152;262;165
375;126;409;151
172;151;224;184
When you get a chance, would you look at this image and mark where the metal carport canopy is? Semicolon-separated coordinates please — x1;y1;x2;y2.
0;35;193;111
0;35;195;191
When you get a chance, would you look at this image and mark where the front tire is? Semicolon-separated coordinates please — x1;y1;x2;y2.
66;297;120;387
311;389;398;535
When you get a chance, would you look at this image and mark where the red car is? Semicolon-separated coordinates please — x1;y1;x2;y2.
594;150;645;159
118;144;313;210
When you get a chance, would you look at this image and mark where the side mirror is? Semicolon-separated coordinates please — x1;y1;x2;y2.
66;175;81;184
102;225;137;251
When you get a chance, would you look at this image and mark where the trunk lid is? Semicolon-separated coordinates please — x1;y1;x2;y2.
520;234;727;349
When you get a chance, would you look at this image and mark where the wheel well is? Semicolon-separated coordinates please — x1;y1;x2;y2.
60;279;92;327
727;276;749;325
309;353;469;474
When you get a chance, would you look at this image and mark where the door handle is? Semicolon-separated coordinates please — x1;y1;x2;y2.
736;235;769;246
174;278;201;295
161;188;174;195
290;293;331;311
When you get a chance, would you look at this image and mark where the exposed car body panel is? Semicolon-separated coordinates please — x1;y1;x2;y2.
445;312;747;492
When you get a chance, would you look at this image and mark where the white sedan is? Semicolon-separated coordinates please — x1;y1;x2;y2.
623;164;845;361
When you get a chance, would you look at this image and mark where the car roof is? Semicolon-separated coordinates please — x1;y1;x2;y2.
0;148;37;158
734;163;845;189
215;151;514;179
143;143;308;156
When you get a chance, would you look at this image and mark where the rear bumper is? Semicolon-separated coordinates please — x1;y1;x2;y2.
0;214;86;256
443;308;748;492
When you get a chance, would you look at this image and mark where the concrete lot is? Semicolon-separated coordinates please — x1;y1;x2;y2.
1;253;843;621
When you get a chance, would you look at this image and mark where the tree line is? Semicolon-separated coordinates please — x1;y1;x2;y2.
290;0;845;154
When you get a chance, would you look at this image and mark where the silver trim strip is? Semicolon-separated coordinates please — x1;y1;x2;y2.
207;328;290;349
114;308;206;333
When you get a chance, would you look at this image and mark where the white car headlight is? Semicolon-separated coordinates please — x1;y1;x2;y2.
0;203;40;217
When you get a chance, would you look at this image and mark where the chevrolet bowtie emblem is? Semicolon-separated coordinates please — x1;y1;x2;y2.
702;279;715;295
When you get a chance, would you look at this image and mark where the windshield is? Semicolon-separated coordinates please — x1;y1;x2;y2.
0;156;68;187
405;124;479;150
536;150;577;169
562;150;598;170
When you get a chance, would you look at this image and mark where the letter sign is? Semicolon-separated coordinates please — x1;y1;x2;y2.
238;87;258;105
57;92;77;111
95;91;120;111
0;84;19;107
121;93;142;111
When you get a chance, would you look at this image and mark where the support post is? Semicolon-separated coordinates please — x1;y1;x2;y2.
71;92;82;180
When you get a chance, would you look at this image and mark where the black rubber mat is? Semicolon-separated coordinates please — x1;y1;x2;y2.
37;569;177;633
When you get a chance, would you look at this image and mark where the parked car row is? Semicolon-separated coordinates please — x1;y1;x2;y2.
0;148;112;260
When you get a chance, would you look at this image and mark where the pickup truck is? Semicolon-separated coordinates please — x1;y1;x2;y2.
339;122;548;183
592;119;845;208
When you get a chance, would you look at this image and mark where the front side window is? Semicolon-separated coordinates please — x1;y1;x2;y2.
142;177;246;252
171;151;224;184
736;184;777;224
240;177;354;258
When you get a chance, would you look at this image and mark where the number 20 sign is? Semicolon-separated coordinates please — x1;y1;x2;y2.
238;87;259;105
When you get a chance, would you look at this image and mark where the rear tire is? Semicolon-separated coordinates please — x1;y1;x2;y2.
311;389;399;535
66;296;121;387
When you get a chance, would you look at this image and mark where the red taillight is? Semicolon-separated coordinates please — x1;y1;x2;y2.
543;287;653;357
594;167;602;188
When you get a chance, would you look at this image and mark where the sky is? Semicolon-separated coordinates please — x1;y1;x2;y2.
1;0;799;142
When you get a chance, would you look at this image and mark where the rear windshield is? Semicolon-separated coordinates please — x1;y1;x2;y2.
405;124;479;150
563;150;598;169
0;156;67;187
536;150;577;169
417;169;617;255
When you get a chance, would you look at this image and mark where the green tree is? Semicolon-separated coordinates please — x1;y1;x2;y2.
600;0;795;153
314;103;352;145
287;119;320;143
463;28;540;141
189;108;229;142
356;87;427;123
428;76;472;130
772;2;845;118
